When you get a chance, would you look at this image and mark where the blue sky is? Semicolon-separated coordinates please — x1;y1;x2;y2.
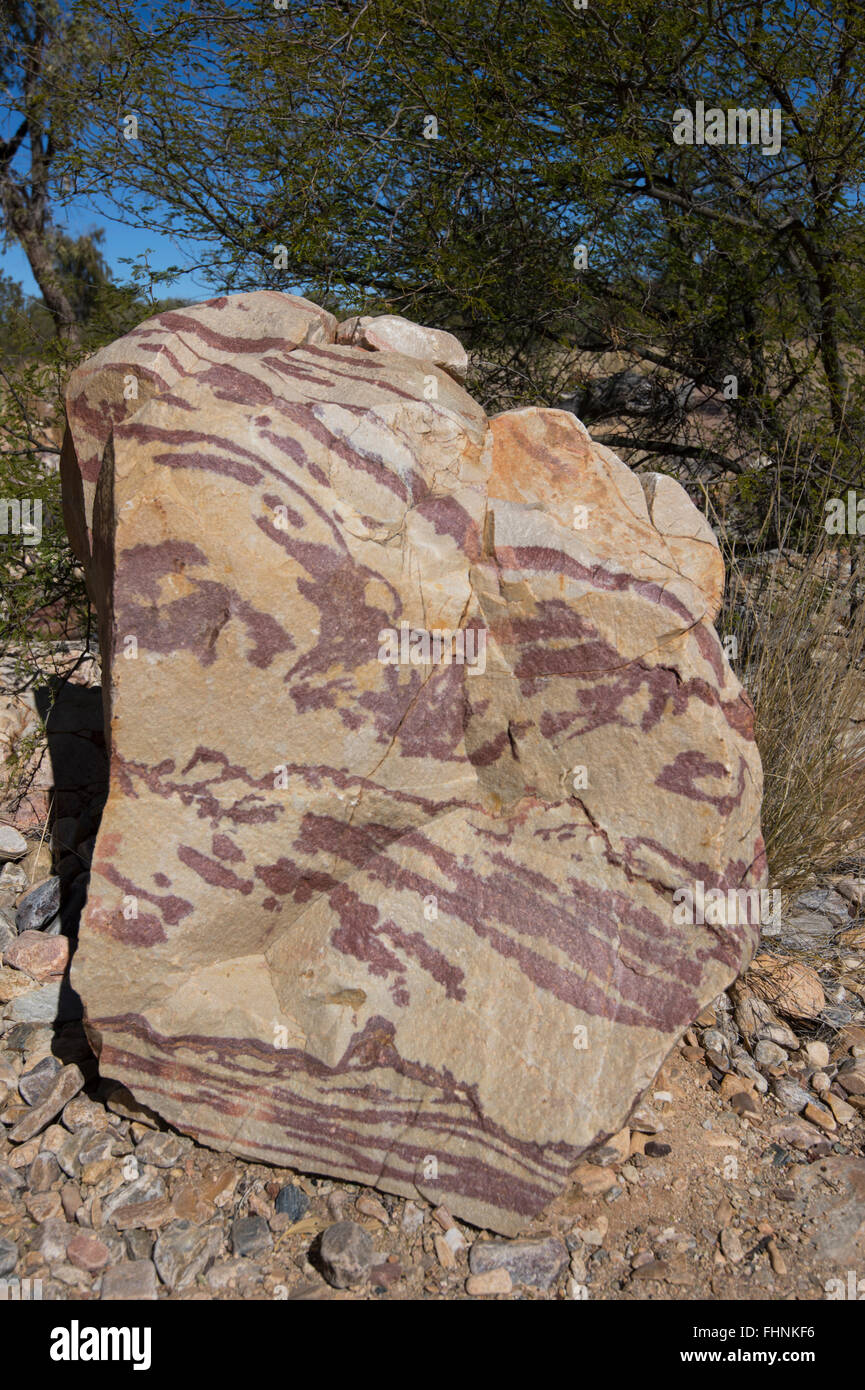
0;193;212;305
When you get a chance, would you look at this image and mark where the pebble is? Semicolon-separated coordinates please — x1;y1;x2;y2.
32;1216;74;1262
702;1029;729;1054
805;1041;830;1068
318;1221;374;1288
4;931;69;980
754;1040;788;1067
630;1104;663;1134
14;877;61;933
18;1055;62;1105
771;1078;813;1114
133;1130;187;1168
9;1064;85;1143
803;1101;836;1132
720;1228;744;1264
836;1061;865;1096
231;1215;273;1258
466;1268;512;1295
100;1259;158;1300
825;1092;856;1124
730;1090;761;1119
28;1150;61;1192
468;1235;568;1291
571;1162;617;1196
401;1202;424;1237
0;1236;18;1276
0;825;27;861
356;1192;390;1224
434;1233;456;1269
5;977;81;1024
644;1140;672;1158
153;1220;223;1290
67;1233;110;1272
275;1184;309;1222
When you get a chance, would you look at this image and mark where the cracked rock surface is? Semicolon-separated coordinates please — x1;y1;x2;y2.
60;292;765;1234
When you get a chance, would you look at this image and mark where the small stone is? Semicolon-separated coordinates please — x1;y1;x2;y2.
0;1236;18;1276
111;1196;175;1231
805;1041;830;1068
772;1077;812;1114
702;1029;729;1054
836;1061;865;1096
4;977;81;1024
33;1216;74;1261
67;1232;110;1272
318;1221;374;1288
18;1055;62;1105
8;1064;85;1143
468;1235;568;1291
705;1048;730;1073
231;1214;273;1258
28;1150;61;1192
719;1228;744;1264
14;877;61;933
767;1238;786;1275
401;1201;424;1237
153;1220;223;1290
0;826;27;861
811;1071;830;1095
133;1130;187;1168
630;1103;663;1134
275;1184;309;1222
26;1189;62;1221
466;1268;512;1295
644;1140;672;1158
578;1216;608;1247
571;1163;617;1197
101;1260;158;1300
356;1193;389;1224
729;1090;762;1119
434;1233;456;1269
754;1040;788;1068
803;1101;836;1132
4;931;69;980
370;1260;402;1290
826;1092;856;1124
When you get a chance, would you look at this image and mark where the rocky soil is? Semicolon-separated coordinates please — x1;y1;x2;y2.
2;810;865;1300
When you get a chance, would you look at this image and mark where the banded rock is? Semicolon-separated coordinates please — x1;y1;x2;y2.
63;293;765;1234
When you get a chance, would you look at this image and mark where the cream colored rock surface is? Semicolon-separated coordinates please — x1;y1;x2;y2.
63;294;765;1234
336;314;468;381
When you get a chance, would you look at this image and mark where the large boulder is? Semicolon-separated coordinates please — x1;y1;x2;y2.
63;293;765;1234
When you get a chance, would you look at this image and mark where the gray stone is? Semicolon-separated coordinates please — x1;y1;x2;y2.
8;1063;85;1143
133;1130;188;1167
0;1236;18;1276
102;1173;167;1221
15;877;60;932
230;1214;273;1258
318;1221;374;1288
28;1150;61;1192
754;1040;788;1068
275;1184;309;1222
32;1217;74;1262
153;1220;223;1290
0;826;27;862
4;976;82;1024
124;1229;154;1262
18;1054;62;1106
0;908;16;954
771;1077;813;1114
468;1235;569;1290
100;1259;158;1301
